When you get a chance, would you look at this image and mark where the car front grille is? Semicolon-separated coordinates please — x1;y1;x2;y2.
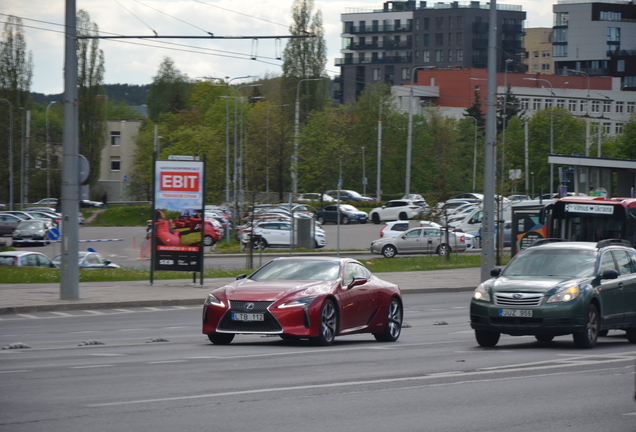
494;292;544;306
217;301;282;333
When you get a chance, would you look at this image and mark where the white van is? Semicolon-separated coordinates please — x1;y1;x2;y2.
451;202;512;233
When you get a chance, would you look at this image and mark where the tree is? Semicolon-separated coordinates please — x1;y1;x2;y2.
281;0;329;117
146;57;191;123
612;115;636;159
0;15;32;204
463;90;485;129
77;9;107;189
497;85;524;133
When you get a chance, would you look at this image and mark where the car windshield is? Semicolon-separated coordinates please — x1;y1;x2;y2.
18;221;44;230
503;248;596;278
340;205;356;212
250;259;340;281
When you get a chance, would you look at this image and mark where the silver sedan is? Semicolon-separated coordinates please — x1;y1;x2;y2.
370;227;467;257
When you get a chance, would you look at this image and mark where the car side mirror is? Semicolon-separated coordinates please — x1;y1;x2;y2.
600;269;619;280
235;274;247;280
348;277;368;289
490;268;502;277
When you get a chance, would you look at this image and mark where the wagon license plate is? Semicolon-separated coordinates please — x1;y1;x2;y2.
499;309;533;317
231;313;264;322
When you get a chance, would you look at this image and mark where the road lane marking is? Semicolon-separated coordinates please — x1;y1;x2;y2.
144;307;162;311
70;365;114;369
113;309;134;313
0;370;31;374
51;312;74;317
90;354;126;357
83;310;105;315
17;314;40;319
147;360;187;364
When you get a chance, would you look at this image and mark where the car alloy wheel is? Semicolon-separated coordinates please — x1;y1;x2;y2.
382;245;397;258
398;212;408;220
372;213;380;224
437;244;450;256
342;216;350;225
203;235;215;246
573;303;599;348
313;299;337;346
374;298;402;342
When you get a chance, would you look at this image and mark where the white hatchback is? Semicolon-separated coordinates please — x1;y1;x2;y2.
369;200;422;224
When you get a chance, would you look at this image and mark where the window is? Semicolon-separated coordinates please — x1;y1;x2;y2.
401;68;409;80
568;100;577;112
592;101;600;113
557;99;565;108
628;102;635;114
423;17;429;30
604;122;611;134
415;50;419;60
553;44;568;57
415;18;419;31
542;50;550;58
542;63;550;71
545;98;553;108
533;99;541;110
435;33;443;45
521;98;529;110
603;101;611;113
554;12;568;26
110;131;121;146
580;100;587;112
414;34;419;47
448;49;453;62
435;50;443;62
457;32;463;45
448;16;454;29
422;50;430;62
600;11;621;21
554;28;567;43
607;27;620;42
448;33;453;45
456;49;463;62
616;123;623;134
617;60;625;72
373;68;380;81
616;101;624;113
457;16;463;29
111;159;121;171
422;34;429;47
533;64;538;72
435;17;444;30
533;51;539;58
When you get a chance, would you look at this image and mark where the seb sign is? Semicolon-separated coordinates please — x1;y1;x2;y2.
160;172;200;192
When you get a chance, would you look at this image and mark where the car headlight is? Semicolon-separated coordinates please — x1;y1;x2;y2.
204;293;225;307
278;296;317;309
547;285;579;303
473;283;490;302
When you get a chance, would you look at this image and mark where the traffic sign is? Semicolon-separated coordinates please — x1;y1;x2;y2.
48;228;60;240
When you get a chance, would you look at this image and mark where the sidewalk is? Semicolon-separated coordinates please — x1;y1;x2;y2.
0;268;481;315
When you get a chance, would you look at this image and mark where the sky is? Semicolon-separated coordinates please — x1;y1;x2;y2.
2;0;555;95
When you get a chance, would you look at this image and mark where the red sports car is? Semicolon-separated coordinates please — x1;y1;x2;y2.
202;257;403;345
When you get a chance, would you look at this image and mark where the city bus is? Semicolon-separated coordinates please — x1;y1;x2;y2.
511;196;636;255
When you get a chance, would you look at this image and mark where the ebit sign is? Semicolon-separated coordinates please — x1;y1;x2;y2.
160;172;200;192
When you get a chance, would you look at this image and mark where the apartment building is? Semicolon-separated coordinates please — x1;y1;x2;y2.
524;28;554;74
336;0;526;103
97;120;142;202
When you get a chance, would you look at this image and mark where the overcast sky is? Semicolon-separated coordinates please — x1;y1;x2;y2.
2;0;555;95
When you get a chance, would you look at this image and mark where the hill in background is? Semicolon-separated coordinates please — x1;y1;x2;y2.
31;83;151;106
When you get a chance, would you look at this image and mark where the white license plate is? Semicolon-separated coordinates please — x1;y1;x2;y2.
231;313;264;322
499;309;533;317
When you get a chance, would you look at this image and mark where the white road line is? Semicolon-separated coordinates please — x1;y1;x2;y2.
451;307;468;309
87;362;631;408
117;328;146;332
113;309;134;313
83;310;105;315
147;360;188;364
51;312;74;317
624;412;636;416
70;365;114;369
0;370;31;374
90;354;126;357
144;307;162;311
17;314;40;319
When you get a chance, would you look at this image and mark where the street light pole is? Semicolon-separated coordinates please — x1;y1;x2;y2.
46;101;57;200
406;66;430;197
465;116;478;193
0;98;14;210
524;77;554;197
377;103;383;201
292;78;321;196
266;104;288;194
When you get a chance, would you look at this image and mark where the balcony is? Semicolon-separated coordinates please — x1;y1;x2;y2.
473;38;488;49
335;55;413;66
472;22;489;33
472;54;488;68
345;40;413;50
344;24;413;34
501;24;524;34
502;40;523;50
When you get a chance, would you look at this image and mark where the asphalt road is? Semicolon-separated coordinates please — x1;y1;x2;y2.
1;292;635;432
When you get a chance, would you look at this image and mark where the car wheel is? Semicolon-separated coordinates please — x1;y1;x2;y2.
535;335;554;342
342;216;350;225
317;216;325;224
374;298;403;342
313;299;337;346
382;245;397;258
203;235;215;246
398;212;408;220
475;330;500;347
253;238;267;250
625;328;636;344
207;333;234;345
372;213;380;224
572;303;599;348
436;244;451;256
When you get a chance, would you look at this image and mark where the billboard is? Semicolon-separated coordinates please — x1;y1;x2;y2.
152;160;205;272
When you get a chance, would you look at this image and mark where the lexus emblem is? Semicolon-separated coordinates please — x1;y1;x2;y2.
244;303;255;311
513;294;523;299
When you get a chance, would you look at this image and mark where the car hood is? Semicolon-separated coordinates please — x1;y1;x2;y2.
214;278;337;302
488;276;581;294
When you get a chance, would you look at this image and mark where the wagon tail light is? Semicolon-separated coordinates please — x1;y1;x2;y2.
408;206;419;209
459;235;465;242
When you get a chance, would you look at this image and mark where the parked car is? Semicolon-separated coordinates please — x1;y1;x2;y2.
296;193;336;203
202;257;403;345
431;200;474;218
369;200;422;224
449;193;484;202
316;204;368;225
0;251;57;268
402;194;427;206
80;199;103;208
52;251;120;270
241;220;326;250
276;204;315;218
1;210;36;220
26;211;61;227
324;190;374;202
12;220;51;246
470;239;636;348
0;213;24;235
370;226;467;257
379;220;442;238
33;198;58;207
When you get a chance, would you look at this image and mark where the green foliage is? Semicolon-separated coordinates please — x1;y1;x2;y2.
83;205;153;226
464;90;485;129
77;10;107;188
146;57;191;123
612;115;636;159
106;100;142;120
